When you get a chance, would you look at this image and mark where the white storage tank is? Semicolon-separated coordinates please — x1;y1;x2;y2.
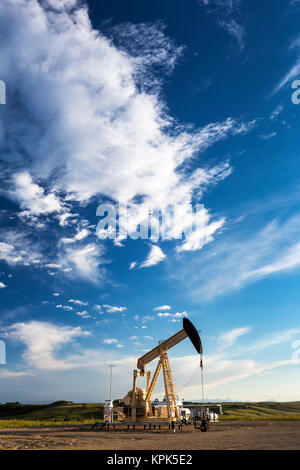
104;399;113;422
209;411;219;422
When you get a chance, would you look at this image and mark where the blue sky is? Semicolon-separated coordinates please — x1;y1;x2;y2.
0;0;300;403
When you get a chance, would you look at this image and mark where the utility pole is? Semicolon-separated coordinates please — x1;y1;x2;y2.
109;365;115;422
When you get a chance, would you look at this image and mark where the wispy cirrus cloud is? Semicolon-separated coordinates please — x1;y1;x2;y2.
273;34;300;94
200;0;241;12
273;61;300;95
199;0;245;50
170;212;300;301
259;131;277;140
250;328;300;352
58;242;106;282
290;0;300;8
172;353;295;400
219;19;245;50
218;327;252;348
270;105;283;120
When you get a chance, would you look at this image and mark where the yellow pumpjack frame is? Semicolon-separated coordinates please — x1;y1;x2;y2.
130;327;189;422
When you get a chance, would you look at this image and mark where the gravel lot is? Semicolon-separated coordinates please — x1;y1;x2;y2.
0;420;299;450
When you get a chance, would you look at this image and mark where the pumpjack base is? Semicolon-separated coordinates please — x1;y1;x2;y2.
124;417;171;423
90;421;183;432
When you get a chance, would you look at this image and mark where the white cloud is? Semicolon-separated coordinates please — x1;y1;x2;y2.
56;304;73;311
259;132;277;140
76;310;91;319
270;105;283;120
103;305;127;313
5;321;89;370
103;338;118;345
59;243;105;282
139;245;166;268
129;261;137;270
157;311;188;319
0;232;43;267
45;0;77;10
176;208;225;252
53;292;60;296
130;335;138;340
68;299;88;306
174;311;188;318
61;228;90;244
45;264;61;269
0;370;34;378
57;211;78;227
0;0;255;256
74;229;90;241
11;171;63;216
218;327;251;348
153;305;171;311
0;282;7;288
141;315;155;322
0;242;27;265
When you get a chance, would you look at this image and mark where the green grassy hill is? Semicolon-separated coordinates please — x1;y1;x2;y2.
0;400;300;427
0;401;103;427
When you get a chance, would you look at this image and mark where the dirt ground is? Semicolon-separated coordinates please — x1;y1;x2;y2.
0;421;299;450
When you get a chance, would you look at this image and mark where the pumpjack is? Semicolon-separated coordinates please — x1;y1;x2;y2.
121;318;203;424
